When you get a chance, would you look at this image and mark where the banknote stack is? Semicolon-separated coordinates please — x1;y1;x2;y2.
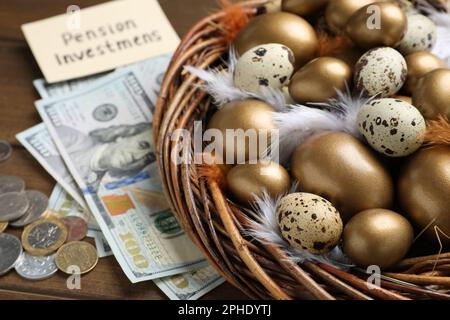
1;54;224;300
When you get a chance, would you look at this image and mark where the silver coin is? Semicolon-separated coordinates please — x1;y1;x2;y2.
10;190;49;227
0;192;30;222
0;233;22;275
0;140;12;162
0;176;25;194
15;252;58;280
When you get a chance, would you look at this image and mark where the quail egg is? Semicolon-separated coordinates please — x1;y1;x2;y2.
397;14;437;55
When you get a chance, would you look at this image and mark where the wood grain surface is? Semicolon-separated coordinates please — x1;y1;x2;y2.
0;0;247;300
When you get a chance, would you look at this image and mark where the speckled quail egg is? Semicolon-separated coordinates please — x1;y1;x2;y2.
397;14;437;55
234;43;295;94
277;192;343;254
357;98;426;157
354;47;407;97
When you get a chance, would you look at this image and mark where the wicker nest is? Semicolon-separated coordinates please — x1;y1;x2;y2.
154;0;450;300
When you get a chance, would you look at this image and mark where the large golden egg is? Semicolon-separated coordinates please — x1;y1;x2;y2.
227;161;290;204
282;0;329;16
343;209;414;269
325;0;383;34
290;132;394;221
412;69;450;120
289;57;352;103
234;12;317;68
346;2;407;49
207;99;275;164
404;52;446;95
398;146;450;245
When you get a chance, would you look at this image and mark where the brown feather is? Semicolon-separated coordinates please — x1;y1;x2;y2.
425;115;450;146
216;0;253;45
316;32;353;57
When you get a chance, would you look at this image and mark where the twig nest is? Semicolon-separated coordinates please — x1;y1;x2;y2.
403;51;446;95
290;132;394;222
396;14;437;55
288;57;352;103
343;209;414;269
234;43;295;94
346;2;407;49
277;192;343;254
412;69;450;120
227;161;290;204
398;146;450;245
357;98;426;157
234;12;317;69
354;47;407;98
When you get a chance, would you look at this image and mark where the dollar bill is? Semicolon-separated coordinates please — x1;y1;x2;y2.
49;184;222;299
47;183;99;230
154;266;225;300
36;68;207;283
16;123;86;210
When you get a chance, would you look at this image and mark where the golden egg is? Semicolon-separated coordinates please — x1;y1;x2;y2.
207;99;275;164
393;95;412;104
290;132;394;221
412;69;450;120
343;209;414;269
227;161;290;204
289;57;352;103
325;0;384;34
404;52;446;95
282;0;329;16
398;146;450;245
234;12;317;68
346;2;407;49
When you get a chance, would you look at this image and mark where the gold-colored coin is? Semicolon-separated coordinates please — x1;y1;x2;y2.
0;221;7;233
55;241;98;275
21;218;67;256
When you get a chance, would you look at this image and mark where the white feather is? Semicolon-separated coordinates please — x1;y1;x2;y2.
273;87;374;164
184;48;288;111
246;187;352;269
417;0;450;66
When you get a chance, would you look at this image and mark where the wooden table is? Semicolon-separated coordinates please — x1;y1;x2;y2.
0;0;247;300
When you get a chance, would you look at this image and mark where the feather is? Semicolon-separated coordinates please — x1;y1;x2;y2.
425;115;450;145
246;187;353;269
273;86;374;164
217;0;251;45
417;0;450;66
184;48;288;111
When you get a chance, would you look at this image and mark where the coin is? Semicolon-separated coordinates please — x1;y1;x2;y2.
0;192;30;222
0;233;22;275
15;252;58;280
0;140;12;162
0;176;25;194
60;216;87;242
0;222;7;233
22;218;67;256
10;190;49;227
55;241;98;275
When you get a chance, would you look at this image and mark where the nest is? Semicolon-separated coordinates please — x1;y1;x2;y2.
154;0;450;300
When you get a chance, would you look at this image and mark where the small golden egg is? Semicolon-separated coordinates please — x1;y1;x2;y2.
290;132;394;221
234;12;317;69
227;161;290;204
289;57;352;103
282;0;329;16
412;69;450;120
325;0;384;34
343;209;414;269
346;2;407;49
398;146;450;245
404;52;446;95
207;99;275;164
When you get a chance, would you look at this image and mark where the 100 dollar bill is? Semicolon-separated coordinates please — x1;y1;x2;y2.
36;69;207;283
